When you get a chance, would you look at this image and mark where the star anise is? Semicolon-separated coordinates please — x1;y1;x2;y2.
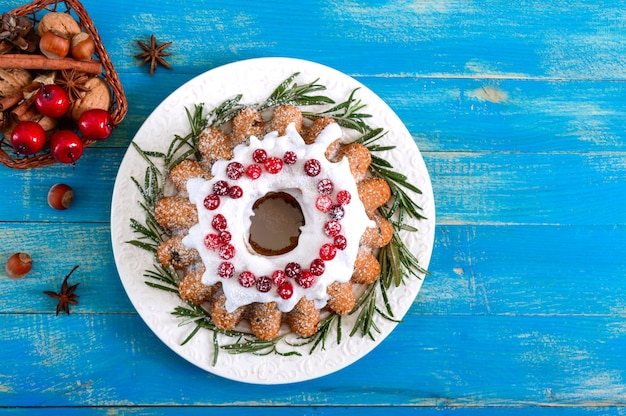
56;69;91;101
44;265;80;316
135;34;172;76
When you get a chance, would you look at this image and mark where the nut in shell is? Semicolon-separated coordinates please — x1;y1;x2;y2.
70;32;95;61
69;76;111;120
36;12;81;39
48;183;73;210
5;252;32;279
0;69;32;97
39;30;70;59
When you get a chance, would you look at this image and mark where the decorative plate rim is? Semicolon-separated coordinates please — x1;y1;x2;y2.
110;57;435;384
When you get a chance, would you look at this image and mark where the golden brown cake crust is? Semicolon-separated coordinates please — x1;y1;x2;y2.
151;105;396;340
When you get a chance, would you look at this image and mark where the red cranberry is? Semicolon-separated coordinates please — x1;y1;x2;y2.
226;162;245;180
319;243;336;261
324;220;342;237
329;205;345;221
217;262;235;278
245;164;262;179
304;159;321;176
238;271;256;288
271;270;286;285
219;244;235;260
204;233;221;249
297;270;315;288
283;151;297;165
228;186;243;199
336;190;351;205
211;214;227;231
310;258;325;276
264;156;283;174
317;178;334;196
277;281;294;299
256;275;272;292
203;194;220;210
333;235;347;250
284;262;302;279
212;180;230;196
252;149;267;163
315;196;333;212
220;231;232;244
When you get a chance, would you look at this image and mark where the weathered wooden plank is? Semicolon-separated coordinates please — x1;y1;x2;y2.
416;225;626;316
99;75;626;154
15;0;619;80
1;224;624;317
0;313;624;407
4;148;625;225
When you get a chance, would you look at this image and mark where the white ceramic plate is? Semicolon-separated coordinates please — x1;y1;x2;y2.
111;57;435;384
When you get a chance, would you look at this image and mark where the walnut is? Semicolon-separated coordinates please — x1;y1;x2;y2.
0;68;32;97
36;12;81;39
68;76;111;120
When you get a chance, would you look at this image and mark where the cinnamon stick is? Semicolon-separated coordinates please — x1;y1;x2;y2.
0;91;24;111
10;99;34;121
0;54;102;74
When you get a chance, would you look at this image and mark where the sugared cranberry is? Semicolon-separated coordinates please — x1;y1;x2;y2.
204;233;221;249
283;151;297;165
245;164;262;179
217;262;235;278
256;275;272;292
329;205;345;220
310;258;325;276
228;185;243;199
277;281;294;299
317;178;334;196
304;159;321;177
212;180;230;196
238;271;256;288
219;244;235;260
337;190;351;205
284;262;302;278
211;214;227;231
324;220;342;237
333;235;347;250
271;270;286;285
252;149;267;163
297;270;315;288
203;194;220;210
220;231;232;244
319;243;337;261
226;162;245;180
264;156;283;174
315;196;333;212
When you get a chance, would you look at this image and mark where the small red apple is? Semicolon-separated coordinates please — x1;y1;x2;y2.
50;130;84;165
78;109;113;140
10;121;46;155
35;84;70;118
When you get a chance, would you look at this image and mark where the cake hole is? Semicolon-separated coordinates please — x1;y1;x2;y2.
249;192;305;256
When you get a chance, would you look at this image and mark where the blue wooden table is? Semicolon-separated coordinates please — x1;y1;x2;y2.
1;0;625;413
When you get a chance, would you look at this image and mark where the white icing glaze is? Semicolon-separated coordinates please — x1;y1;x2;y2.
183;122;372;313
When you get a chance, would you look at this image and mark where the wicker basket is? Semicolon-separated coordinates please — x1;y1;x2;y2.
0;0;127;169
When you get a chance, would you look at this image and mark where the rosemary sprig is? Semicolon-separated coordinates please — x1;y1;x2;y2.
304;88;372;133
258;72;335;110
221;335;302;357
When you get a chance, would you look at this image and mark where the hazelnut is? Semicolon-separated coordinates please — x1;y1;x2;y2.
39;30;70;59
48;183;74;210
68;77;111;120
70;32;95;61
36;12;81;39
5;252;32;279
